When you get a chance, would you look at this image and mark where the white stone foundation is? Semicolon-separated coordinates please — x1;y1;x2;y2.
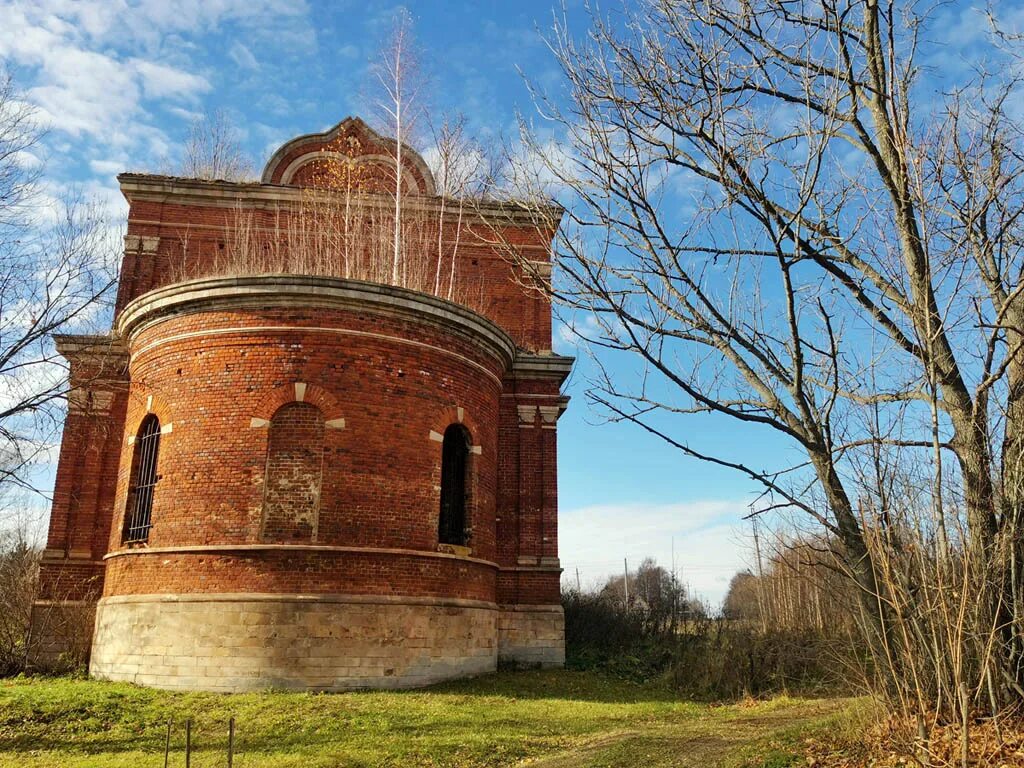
497;604;565;667
91;594;498;692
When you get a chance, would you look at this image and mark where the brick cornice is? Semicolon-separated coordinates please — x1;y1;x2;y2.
53;333;128;363
117;173;564;226
509;352;575;384
115;274;517;370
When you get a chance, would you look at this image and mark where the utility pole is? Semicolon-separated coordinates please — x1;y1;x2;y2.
575;567;581;592
752;516;767;632
623;558;630;606
752;516;764;578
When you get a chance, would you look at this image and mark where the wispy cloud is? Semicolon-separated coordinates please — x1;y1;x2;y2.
229;42;260;71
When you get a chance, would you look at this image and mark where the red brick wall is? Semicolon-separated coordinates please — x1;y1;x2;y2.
36;341;128;602
110;302;503;568
103;549;496;601
115;199;554;352
41;125;568;617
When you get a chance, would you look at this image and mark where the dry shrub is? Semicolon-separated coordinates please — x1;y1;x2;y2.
0;532;40;675
0;528;97;676
801;711;1024;768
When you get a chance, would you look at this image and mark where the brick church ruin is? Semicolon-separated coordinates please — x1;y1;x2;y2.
30;118;572;691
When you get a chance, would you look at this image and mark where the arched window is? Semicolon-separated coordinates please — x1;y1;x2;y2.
438;424;471;546
123;414;161;544
262;402;324;542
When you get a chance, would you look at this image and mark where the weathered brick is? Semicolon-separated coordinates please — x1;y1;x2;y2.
33;119;571;689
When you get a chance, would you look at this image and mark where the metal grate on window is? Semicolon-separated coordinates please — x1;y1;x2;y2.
123;415;161;544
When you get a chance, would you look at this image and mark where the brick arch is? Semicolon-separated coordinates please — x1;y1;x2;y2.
126;390;174;439
430;406;482;452
251;382;345;425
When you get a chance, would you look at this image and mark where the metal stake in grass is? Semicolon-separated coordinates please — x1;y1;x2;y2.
163;720;171;768
185;718;192;768
228;717;235;768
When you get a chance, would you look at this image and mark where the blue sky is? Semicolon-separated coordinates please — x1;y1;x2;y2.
0;0;849;605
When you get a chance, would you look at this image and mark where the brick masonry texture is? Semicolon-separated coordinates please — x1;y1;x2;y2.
33;118;572;690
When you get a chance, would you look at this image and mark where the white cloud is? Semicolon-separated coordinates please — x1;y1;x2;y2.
88;159;123;177
0;0;313;167
228;41;259;70
131;59;211;100
560;499;755;608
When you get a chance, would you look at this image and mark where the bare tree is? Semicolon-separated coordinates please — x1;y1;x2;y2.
179;109;253;181
369;7;429;283
0;71;118;499
497;0;1024;728
428;114;495;300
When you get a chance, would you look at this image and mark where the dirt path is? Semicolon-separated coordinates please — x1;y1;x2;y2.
525;699;845;768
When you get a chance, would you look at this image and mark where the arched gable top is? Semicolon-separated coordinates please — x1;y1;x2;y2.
261;116;437;195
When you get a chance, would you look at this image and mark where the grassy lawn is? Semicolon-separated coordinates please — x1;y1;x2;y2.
0;670;856;767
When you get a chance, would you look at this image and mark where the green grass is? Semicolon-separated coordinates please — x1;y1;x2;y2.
725;697;878;768
0;670;858;767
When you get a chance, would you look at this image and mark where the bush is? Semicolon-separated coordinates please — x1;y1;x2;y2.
562;588;846;699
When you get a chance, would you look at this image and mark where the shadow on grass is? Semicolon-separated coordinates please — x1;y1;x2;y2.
425;668;684;703
0;669;693;759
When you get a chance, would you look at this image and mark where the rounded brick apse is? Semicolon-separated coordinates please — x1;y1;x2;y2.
33;117;571;692
89;275;526;691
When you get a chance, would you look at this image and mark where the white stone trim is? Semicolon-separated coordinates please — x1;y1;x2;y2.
294;382;307;401
98;592;498;610
250;417;270;428
528;260;553;279
325;418;346;429
160;422;173;434
103;543;500;569
538;405;562;429
497;603;564;612
498;563;564;573
429;430;444;442
469;445;482;455
67;388;115;415
517;405;538;427
124;235;160;254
